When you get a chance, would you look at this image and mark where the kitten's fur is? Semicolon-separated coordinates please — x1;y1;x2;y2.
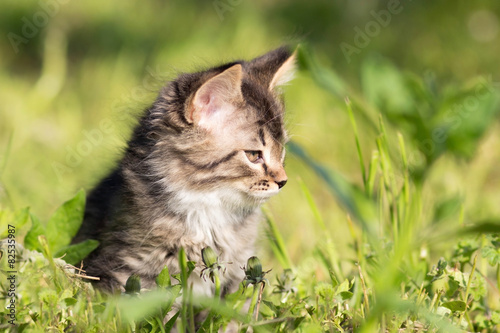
73;47;296;296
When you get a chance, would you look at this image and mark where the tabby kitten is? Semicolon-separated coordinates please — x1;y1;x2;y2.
73;47;296;296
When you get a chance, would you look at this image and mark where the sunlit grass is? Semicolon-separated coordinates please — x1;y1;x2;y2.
1;44;500;331
2;1;500;330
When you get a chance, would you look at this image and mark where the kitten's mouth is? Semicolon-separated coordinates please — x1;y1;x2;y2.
248;189;280;200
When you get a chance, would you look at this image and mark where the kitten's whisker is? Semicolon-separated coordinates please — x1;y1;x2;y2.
287;134;314;144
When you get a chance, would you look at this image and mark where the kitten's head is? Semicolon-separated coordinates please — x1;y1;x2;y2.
146;47;296;206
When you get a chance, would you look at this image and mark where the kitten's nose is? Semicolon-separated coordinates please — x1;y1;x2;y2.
276;179;287;189
272;166;287;189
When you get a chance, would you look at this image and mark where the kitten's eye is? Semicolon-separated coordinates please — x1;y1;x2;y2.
245;150;263;164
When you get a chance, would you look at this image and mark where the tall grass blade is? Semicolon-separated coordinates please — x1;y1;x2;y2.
298;178;343;280
345;97;367;188
297;178;326;231
366;151;379;198
179;247;189;333
263;206;292;269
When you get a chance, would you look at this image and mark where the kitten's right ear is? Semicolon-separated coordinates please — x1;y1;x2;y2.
187;64;243;129
249;46;297;91
269;50;296;90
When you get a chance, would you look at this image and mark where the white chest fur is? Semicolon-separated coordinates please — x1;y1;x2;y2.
170;188;252;243
122;188;261;294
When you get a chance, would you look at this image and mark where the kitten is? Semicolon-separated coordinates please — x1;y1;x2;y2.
72;47;296;296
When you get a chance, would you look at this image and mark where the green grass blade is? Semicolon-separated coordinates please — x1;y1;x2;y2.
298;178;343;280
346;97;367;188
263;206;292;269
297;178;326;231
366;150;379;197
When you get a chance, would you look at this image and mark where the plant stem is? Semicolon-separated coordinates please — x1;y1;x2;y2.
189;282;195;333
357;263;370;313
255;282;265;321
249;284;260;320
214;274;221;300
206;274;221;331
179;248;189;333
460;254;477;332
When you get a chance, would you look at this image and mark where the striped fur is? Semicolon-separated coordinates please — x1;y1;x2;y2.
73;47;296;295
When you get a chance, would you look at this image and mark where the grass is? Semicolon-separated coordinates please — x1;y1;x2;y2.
1;45;500;332
2;1;500;331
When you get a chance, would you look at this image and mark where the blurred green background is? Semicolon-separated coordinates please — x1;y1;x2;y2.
1;0;500;265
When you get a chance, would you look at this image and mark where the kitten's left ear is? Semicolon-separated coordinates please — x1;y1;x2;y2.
188;64;243;129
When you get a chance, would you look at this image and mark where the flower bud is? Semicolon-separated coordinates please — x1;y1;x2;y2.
125;274;141;294
202;247;218;268
245;256;263;278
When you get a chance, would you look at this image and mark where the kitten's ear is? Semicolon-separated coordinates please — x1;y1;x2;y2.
250;47;297;91
269;50;297;90
188;64;243;128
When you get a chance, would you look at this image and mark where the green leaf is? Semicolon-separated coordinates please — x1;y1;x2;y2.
164;284;182;311
92;303;106;314
187;260;196;276
339;291;354;301
64;297;78;307
164;311;180;331
433;196;462;224
45;189;86;253
0;207;30;237
24;213;46;251
361;57;414;118
315;282;334;300
336;279;351;293
156;265;171;288
54;239;99;265
197;312;223;333
262;300;279;314
15;207;31;230
443;82;499;159
482;246;500;266
442;300;466;312
429;258;448;282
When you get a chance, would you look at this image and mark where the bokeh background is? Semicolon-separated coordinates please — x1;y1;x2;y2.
1;0;500;265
